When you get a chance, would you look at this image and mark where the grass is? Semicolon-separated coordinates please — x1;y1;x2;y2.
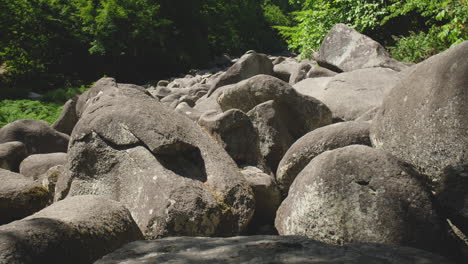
0;100;63;128
0;84;90;128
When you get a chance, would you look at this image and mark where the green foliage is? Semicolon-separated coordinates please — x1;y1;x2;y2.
263;2;292;26
42;85;90;103
0;0;286;91
276;0;388;58
0;100;62;127
276;0;467;61
384;0;467;45
389;30;447;62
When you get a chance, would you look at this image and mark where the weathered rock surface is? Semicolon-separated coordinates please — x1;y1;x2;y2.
67;85;254;238
0;119;69;155
276;145;444;253
207;51;274;96
241;166;281;233
306;64;338;78
371;41;468;183
51;96;79;135
198;109;260;167
289;60;312;84
218;75;332;130
273;59;298;82
0;169;50;224
0;195;143;264
276;121;371;195
76;77;147;117
216;75;332;170
247;100;295;172
19;152;67;179
95;236;453;264
0;141;27;172
294;67;401;121
316;23;408;72
356;106;380;122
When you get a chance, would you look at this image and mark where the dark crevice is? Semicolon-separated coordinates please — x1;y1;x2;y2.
80;131;208;182
154;141;208;182
355;180;370;186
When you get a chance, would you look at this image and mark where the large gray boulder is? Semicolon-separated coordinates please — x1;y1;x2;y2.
0;141;27;172
19;152;67;179
95;236;453;264
51;96;79;135
371;41;468;183
316;23;408;72
294;67;402;121
76;77;147;117
198;109;261;167
0;195;143;264
276;145;445;253
273;59;298;82
67;85;254;238
0;119;69;155
217;75;332;171
247;100;295;172
241;166;281;233
207;51;274;96
306;64;338;78
217;75;332;132
288;60;313;84
0;169;50;224
276;121;371;195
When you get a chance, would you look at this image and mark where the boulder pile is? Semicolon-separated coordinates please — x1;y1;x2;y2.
0;24;466;264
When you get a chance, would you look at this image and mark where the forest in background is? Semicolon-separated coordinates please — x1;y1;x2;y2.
0;0;466;125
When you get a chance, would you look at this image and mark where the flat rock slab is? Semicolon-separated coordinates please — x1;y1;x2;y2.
95;236;453;264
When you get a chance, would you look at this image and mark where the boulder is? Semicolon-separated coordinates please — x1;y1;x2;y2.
51;96;79;135
207;51;274;96
37;165;68;203
217;75;332;128
371;41;468;183
247;101;295;172
306;65;338;78
273;59;299;82
147;86;171;99
76;77;119;117
0;195;143;264
95;236;453;264
289;60;313;84
0;169;50;224
0;119;69;155
198;109;261;167
49;165;73;202
157;80;169;87
175;102;204;121
316;23;408;72
76;77;147;117
276;121;371;195
356;106;380;122
276;145;445;253
294;67;402;121
67;85;254;238
241;166;281;233
217;75;332;170
19;152;67;179
0;141;27;172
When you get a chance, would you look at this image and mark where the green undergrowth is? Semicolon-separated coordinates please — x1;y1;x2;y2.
0;100;63;128
0;84;90;128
